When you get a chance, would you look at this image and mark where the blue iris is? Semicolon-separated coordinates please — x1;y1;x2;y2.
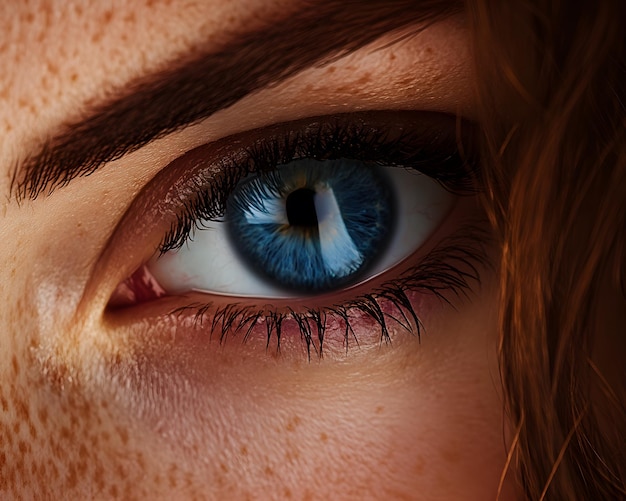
226;158;395;293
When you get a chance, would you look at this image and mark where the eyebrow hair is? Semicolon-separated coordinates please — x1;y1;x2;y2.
12;0;460;200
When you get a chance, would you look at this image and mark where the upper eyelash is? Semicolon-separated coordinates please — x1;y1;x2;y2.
159;115;478;253
167;225;490;359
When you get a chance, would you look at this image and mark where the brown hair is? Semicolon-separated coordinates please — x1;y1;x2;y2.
468;0;626;498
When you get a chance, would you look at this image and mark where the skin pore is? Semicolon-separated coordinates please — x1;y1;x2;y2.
0;1;517;499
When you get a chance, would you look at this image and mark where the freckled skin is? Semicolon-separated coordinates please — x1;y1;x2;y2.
0;1;517;500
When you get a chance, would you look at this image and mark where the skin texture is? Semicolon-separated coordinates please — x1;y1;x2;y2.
0;1;518;499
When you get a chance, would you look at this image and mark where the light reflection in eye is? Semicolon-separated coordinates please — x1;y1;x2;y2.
148;158;454;298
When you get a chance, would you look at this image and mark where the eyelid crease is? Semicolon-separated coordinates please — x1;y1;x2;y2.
10;0;462;201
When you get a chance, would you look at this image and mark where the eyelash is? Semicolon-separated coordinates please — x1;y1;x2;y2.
166;230;488;359
159;117;478;253
117;113;487;357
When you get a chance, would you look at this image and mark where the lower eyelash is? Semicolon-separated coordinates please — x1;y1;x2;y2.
166;227;489;359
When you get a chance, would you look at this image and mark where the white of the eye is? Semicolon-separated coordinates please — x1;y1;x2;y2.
148;169;454;298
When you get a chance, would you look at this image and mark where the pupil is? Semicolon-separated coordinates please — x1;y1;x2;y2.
286;188;318;227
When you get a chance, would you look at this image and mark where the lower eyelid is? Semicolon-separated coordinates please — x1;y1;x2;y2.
105;205;489;362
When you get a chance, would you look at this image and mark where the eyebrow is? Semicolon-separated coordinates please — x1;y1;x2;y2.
12;0;460;200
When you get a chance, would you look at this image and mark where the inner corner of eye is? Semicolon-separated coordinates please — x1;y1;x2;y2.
108;264;168;309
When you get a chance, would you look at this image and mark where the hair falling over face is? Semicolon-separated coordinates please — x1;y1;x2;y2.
467;0;626;499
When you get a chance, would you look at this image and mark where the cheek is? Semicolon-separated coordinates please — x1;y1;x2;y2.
0;270;515;500
100;277;513;499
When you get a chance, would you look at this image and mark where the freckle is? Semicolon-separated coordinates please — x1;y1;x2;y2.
5;465;15;485
264;465;274;476
15;457;25;477
286;415;301;432
414;456;425;475
11;355;19;375
60;426;71;440
115;462;125;478
168;473;178;488
93;463;105;489
240;445;248;456
51;439;64;460
12;421;20;435
184;471;194;488
425;47;434;54
67;463;78;488
375;405;384;414
79;443;88;461
46;60;59;76
88;433;99;448
69;73;79;83
102;10;113;24
28;422;37;439
5;430;13;447
117;426;129;445
285;449;300;462
284;488;293;498
18;440;30;455
109;484;119;498
220;462;229;473
0;395;8;412
77;458;88;476
122;481;135;500
320;432;328;443
389;53;396;61
357;72;372;85
168;463;179;488
442;447;460;464
49;460;59;480
37;407;48;425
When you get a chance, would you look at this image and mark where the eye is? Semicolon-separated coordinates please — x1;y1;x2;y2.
106;111;483;355
147;158;454;297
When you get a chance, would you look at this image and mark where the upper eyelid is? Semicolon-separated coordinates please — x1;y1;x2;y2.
156;111;478;254
10;1;460;202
